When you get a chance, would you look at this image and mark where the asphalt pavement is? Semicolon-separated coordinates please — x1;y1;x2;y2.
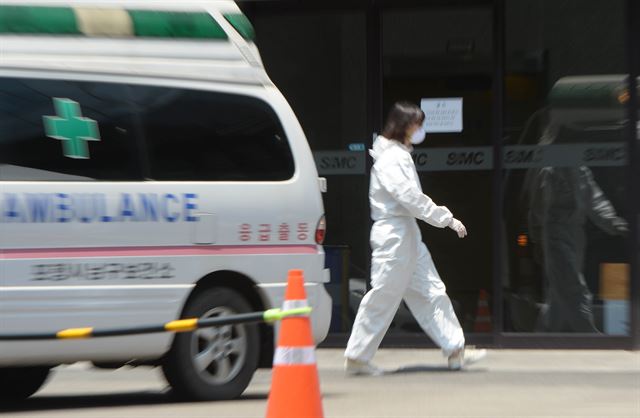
1;348;639;418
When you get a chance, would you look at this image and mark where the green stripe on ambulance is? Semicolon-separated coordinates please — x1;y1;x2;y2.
223;13;255;41
0;6;80;34
0;5;232;39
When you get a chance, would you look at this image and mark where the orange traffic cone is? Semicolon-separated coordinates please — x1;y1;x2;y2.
473;289;492;332
265;269;324;418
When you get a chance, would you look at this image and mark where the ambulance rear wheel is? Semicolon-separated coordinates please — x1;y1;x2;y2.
0;366;51;402
163;287;259;401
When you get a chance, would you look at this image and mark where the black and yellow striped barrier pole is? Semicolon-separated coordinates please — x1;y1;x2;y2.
0;307;312;341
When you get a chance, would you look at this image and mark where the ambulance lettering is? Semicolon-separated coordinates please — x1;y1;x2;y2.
0;193;200;223
31;262;175;282
237;222;312;242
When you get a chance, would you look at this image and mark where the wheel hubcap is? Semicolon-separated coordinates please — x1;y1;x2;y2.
191;306;247;385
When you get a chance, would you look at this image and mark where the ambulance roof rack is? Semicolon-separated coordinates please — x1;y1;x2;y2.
0;1;268;86
0;3;255;41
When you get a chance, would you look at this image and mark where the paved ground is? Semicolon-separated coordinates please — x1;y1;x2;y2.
1;349;639;418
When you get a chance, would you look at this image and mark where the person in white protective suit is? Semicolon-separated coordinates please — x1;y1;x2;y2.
344;102;486;376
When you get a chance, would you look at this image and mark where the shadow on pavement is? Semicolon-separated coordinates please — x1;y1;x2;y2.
387;364;487;374
0;391;269;414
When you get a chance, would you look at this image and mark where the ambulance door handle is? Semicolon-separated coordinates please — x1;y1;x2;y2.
318;177;327;193
191;213;217;244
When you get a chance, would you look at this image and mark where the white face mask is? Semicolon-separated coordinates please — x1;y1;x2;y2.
410;126;426;145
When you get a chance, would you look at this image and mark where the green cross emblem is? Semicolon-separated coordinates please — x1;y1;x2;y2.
43;98;101;159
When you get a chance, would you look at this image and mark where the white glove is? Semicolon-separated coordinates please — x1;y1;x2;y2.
449;218;467;238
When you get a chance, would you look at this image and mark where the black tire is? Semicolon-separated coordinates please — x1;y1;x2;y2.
0;366;51;402
162;287;259;401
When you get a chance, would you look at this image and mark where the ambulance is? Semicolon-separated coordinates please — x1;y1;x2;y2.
0;0;331;401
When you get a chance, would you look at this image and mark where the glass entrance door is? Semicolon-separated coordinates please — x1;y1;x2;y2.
380;5;495;337
247;8;370;334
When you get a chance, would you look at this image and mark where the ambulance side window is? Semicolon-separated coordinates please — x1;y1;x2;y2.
0;77;142;181
131;86;295;181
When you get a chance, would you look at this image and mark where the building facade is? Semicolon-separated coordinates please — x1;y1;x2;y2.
239;0;640;349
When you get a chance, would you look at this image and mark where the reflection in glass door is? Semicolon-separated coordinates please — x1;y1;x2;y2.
502;0;631;335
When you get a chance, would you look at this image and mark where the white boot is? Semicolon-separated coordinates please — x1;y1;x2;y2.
344;358;384;376
448;347;487;370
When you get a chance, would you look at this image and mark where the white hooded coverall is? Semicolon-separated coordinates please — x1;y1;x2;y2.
345;136;465;362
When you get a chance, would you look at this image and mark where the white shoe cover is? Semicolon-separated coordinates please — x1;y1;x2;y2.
448;347;487;370
344;358;384;376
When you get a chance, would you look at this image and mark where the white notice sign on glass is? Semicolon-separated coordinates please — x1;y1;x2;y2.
421;98;463;133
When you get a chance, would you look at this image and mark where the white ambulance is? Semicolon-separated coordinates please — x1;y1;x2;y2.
0;0;331;401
